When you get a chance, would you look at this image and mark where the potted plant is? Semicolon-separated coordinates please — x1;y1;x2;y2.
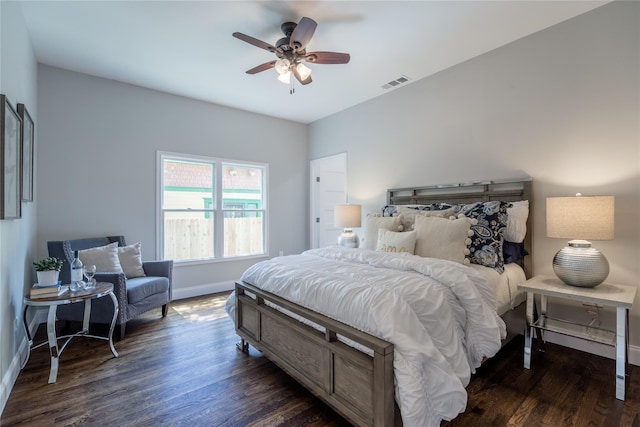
33;257;64;286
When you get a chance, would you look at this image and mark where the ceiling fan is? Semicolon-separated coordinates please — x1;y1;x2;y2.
233;17;350;92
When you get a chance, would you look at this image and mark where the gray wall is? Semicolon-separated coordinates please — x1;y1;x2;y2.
36;66;309;298
310;2;640;345
0;1;38;413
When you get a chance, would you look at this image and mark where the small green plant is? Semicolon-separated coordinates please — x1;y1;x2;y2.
33;257;64;272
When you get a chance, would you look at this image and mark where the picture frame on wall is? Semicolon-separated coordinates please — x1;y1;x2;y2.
0;94;22;219
17;103;34;202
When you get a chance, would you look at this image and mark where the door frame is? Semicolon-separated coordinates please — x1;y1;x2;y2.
309;153;347;249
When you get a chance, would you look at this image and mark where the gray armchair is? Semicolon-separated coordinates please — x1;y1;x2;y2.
47;236;173;340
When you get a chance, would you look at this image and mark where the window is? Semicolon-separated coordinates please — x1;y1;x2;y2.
158;152;267;262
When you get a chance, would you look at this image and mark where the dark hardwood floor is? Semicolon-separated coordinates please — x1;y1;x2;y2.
2;292;638;426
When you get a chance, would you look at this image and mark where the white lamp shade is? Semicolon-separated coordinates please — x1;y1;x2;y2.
277;72;291;84
334;204;362;228
546;195;614;241
296;63;312;80
275;58;291;75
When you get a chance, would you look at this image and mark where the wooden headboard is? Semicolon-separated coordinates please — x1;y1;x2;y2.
386;179;533;278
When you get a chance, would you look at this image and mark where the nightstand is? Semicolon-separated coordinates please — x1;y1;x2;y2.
518;275;636;400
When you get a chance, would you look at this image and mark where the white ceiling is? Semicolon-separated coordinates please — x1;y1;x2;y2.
19;1;608;124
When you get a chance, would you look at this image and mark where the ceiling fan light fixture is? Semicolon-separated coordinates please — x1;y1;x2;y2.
275;58;291;75
233;16;348;89
277;71;291;84
296;63;312;80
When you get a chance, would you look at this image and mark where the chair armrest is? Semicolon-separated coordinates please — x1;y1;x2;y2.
142;260;173;279
94;272;128;323
142;260;173;301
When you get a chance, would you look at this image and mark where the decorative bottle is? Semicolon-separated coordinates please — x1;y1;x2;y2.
70;251;84;291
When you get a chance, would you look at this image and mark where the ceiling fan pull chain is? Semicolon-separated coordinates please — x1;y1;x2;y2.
290;77;295;95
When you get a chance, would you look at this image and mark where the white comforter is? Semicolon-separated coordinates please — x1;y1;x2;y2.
225;247;506;426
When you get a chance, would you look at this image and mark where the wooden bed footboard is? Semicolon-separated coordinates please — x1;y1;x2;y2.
235;281;397;427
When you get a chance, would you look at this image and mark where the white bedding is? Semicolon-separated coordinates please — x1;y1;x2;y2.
470;263;527;315
226;246;506;427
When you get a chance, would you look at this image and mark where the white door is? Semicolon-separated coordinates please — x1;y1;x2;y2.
310;153;347;248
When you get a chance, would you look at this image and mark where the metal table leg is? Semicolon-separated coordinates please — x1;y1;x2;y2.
524;291;533;369
82;298;92;333
21;305;32;369
536;294;547;352
47;305;59;384
108;291;119;358
615;307;627;400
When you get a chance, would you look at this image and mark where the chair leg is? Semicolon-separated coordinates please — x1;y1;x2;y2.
162;303;169;317
118;323;126;341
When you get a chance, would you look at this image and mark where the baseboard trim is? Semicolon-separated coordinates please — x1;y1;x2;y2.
0;312;42;415
172;280;234;301
0;348;22;416
541;331;640;366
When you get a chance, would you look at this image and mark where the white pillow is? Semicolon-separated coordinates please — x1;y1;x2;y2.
413;215;473;264
79;242;124;274
376;229;416;254
505;200;529;243
118;242;146;278
362;215;402;250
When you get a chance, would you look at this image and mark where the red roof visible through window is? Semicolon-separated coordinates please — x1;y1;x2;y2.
164;162;212;188
164;161;262;190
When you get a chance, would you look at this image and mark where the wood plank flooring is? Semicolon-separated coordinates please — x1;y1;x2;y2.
2;292;638;426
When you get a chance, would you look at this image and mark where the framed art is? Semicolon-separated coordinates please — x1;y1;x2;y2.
17;103;34;202
0;95;22;219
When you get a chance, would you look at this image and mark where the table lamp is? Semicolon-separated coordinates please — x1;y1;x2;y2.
334;204;361;248
546;194;614;287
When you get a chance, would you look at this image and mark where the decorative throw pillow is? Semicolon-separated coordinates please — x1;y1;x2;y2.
456;201;510;273
381;205;399;217
79;242;124;274
505;200;529;243
503;241;529;264
118;242;146;278
376;229;416;254
413;216;473;264
396;206;456;231
428;203;456;211
362;215;402;250
382;203;453;217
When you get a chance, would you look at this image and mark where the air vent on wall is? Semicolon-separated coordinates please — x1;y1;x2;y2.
381;75;411;90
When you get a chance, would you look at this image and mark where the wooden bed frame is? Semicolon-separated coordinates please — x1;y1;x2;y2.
235;179;532;427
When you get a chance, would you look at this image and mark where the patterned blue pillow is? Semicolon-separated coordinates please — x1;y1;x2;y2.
456;201;510;273
383;203;454;216
381;205;398;217
382;204;443;216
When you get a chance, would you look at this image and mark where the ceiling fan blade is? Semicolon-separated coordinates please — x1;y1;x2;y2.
233;32;280;54
246;60;276;74
305;51;351;64
292;67;312;85
289;17;317;52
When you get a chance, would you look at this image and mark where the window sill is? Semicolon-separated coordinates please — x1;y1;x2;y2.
172;254;269;267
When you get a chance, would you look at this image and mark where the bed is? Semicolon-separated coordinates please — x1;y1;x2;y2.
226;179;532;427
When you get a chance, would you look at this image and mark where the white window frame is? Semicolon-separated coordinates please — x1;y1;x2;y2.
156;151;268;264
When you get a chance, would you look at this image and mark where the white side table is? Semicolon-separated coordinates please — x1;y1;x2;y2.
22;282;119;383
518;275;636;400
